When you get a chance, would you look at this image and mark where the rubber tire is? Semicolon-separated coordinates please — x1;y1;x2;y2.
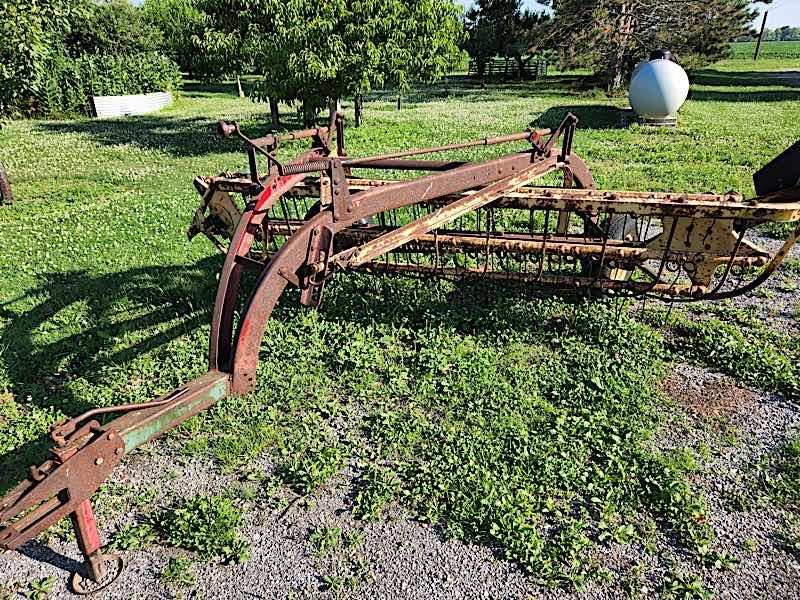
602;215;639;281
581;215;639;280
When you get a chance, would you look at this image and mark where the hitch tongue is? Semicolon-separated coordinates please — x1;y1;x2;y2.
0;426;126;593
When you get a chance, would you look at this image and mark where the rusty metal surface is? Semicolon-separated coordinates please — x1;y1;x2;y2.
3;113;799;593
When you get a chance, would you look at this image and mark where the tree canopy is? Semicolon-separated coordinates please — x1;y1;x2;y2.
196;0;465;123
464;0;550;80
67;0;163;56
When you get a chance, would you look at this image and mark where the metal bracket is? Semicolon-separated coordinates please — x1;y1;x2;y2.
0;428;125;551
300;225;334;307
330;159;353;222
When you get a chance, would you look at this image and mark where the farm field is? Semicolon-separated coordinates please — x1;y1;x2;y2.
729;40;800;60
1;55;800;598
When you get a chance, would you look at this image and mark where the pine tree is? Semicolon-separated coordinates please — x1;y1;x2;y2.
547;0;770;93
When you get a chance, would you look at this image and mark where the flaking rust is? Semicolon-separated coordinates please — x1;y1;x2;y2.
2;112;800;594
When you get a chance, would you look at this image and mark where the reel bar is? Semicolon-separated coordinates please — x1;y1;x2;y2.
356;261;706;298
334;159;562;269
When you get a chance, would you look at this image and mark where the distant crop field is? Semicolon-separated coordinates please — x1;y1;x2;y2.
730;40;800;59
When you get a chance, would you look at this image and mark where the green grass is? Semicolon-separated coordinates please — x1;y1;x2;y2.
2;57;800;590
161;556;197;588
646;304;800;402
729;40;800;60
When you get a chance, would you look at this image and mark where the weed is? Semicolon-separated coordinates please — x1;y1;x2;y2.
22;577;56;600
344;529;364;549
308;523;342;555
741;538;757;552
622;562;649;599
156;494;250;563
112;522;157;550
701;549;739;571
321;574;345;592
764;435;800;510
279;442;344;495
647;307;800;402
775;515;800;559
660;569;712;599
352;465;400;520
161;556;197;588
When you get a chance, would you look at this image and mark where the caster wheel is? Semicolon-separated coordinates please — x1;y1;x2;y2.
70;553;124;595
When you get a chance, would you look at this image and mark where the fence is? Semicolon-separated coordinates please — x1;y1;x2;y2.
468;57;548;80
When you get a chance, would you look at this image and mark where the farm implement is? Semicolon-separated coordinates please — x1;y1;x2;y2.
2;113;799;593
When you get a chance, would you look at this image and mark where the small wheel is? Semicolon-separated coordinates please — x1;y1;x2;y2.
70;553;124;595
0;161;12;205
581;215;640;281
603;215;639;281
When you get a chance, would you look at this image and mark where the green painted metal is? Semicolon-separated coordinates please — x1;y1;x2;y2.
120;374;229;453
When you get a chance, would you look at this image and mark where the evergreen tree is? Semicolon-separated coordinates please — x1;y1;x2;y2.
546;0;772;92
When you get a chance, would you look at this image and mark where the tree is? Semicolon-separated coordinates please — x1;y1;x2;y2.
0;0;83;116
464;0;550;83
197;0;465;126
142;0;208;75
67;0;163;57
546;0;772;93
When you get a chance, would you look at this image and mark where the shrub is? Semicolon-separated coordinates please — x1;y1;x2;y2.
40;52;182;118
2;50;181;119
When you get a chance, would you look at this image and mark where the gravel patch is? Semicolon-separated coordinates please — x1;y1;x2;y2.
2;363;799;599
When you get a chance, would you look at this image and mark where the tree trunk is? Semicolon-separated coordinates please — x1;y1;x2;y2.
236;75;245;98
397;95;401;111
328;97;341;121
354;94;363;127
269;97;280;129
607;4;633;94
514;56;524;81
302;99;314;127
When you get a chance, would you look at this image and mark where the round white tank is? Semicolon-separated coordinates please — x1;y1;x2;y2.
629;58;689;119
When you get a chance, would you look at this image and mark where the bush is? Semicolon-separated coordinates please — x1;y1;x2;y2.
40;52;182;118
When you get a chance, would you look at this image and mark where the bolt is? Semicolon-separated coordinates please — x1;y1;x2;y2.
95;457;104;466
115;448;123;455
107;432;115;440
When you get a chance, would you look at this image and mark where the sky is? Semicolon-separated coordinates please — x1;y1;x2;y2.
458;1;800;28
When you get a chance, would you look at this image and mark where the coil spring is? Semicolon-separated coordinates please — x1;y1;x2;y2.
281;160;330;176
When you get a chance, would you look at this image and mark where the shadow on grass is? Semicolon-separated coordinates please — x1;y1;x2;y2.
37;110;309;158
689;68;800;102
532;104;624;130
692;69;800;88
0;255;223;493
689;89;800;102
0;256;605;496
365;74;599;105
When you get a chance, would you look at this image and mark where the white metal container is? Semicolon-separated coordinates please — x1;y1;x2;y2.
629;56;689;119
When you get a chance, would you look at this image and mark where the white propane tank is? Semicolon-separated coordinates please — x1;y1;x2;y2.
629;50;689;119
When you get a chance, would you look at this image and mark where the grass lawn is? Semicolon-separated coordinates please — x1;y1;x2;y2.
1;55;800;595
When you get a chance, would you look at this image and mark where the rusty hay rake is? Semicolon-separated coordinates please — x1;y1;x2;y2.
2;113;800;593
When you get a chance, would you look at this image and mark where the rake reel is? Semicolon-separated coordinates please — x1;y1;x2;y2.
2;113;799;593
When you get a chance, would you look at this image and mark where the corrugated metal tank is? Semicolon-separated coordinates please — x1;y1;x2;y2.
91;92;173;118
629;50;689;119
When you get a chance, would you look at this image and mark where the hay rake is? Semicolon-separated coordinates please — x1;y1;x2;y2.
2;113;799;593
